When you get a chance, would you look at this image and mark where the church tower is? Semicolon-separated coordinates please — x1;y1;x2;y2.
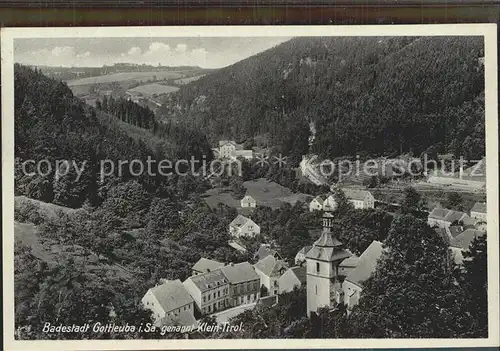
306;204;351;316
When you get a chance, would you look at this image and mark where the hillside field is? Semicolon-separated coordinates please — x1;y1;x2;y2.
203;178;312;210
66;70;186;86
127;83;179;96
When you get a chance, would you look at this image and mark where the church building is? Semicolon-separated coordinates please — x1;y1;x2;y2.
305;206;351;316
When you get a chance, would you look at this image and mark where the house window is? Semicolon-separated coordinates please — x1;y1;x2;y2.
315;285;318;295
218;291;220;298
316;262;320;272
203;296;206;303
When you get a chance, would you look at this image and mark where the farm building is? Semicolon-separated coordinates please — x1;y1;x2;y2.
241;195;257;208
229;215;260;238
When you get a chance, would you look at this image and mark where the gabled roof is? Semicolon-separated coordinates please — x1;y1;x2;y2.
444;210;467;223
312;195;326;204
447;225;464;239
221;262;260;284
254;245;279;261
451;229;486;250
288;266;307;284
148;279;194;313
185;269;228;292
461;216;479;227
296;245;312;256
219;140;237;147
241;195;256;203
345;241;384;288
342;188;373;201
471;202;487;214
428;207;449;220
192;258;224;273
254;255;288;277
230;214;253;228
339;255;360;268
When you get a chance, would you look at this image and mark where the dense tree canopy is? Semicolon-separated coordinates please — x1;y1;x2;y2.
162;37;484;160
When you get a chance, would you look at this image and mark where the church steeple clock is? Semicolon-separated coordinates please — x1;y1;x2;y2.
305;203;351;316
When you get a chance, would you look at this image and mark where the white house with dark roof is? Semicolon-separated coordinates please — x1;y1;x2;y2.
341;189;375;209
221;262;261;306
241;195;257;208
342;240;384;311
183;270;230;315
229;215;260;238
192;258;225;276
141;279;195;325
309;195;326;212
278;266;307;294
254;255;289;296
470;202;487;222
427;207;469;229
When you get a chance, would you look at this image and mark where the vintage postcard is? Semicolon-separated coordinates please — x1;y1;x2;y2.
1;25;499;350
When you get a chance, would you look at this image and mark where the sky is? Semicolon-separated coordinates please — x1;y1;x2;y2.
14;37;291;69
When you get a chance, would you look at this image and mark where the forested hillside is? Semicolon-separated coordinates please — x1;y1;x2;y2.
162;36;485;161
14;64;212;209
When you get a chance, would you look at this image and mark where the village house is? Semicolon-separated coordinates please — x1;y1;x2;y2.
470;202;487;222
295;245;312;266
218;140;237;158
254;255;289;296
309;195;326;212
141;279;195;325
254;244;282;262
191;258;225;276
450;228;486;265
427;207;469;229
322;195;339;211
240;195;257;208
216;140;254;161
183;269;230;315
341;189;375;209
229;215;260;238
278;266;307;294
221;262;261;306
342;241;384;312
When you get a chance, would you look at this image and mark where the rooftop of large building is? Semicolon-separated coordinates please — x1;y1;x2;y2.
221;262;260;284
147;279;194;313
345;241;384;288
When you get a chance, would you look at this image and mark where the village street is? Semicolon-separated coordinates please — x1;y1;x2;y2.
211;302;257;324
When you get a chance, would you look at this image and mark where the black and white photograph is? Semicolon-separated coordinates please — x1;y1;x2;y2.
1;25;498;350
